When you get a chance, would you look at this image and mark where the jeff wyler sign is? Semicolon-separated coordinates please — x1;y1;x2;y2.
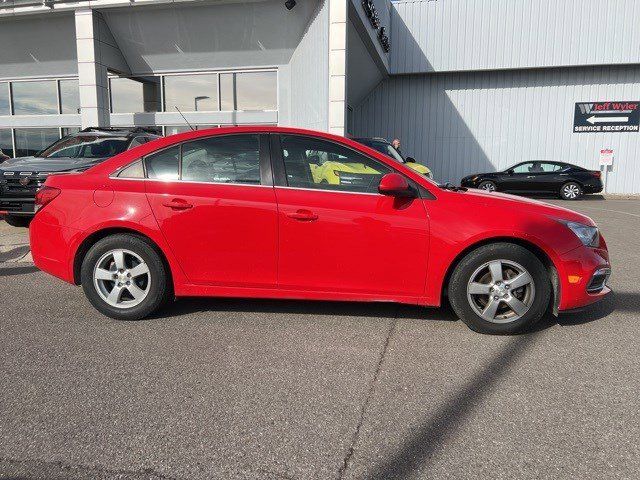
574;101;640;133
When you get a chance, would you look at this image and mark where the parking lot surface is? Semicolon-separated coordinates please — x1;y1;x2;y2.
1;198;639;479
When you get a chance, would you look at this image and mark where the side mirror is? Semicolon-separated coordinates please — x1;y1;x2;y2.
378;173;414;197
405;156;417;163
507;169;514;175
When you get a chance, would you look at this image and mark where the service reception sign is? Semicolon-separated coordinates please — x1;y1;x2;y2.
574;101;640;133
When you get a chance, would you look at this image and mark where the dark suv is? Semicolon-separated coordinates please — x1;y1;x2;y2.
0;127;160;227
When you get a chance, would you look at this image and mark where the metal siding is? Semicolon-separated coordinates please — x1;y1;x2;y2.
390;0;640;74
353;65;640;194
288;0;329;130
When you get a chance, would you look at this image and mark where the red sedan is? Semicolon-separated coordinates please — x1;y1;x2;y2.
29;127;611;334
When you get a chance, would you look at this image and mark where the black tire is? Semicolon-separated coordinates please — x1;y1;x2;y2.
448;243;551;335
80;233;173;320
477;180;497;192
559;182;583;200
4;215;31;228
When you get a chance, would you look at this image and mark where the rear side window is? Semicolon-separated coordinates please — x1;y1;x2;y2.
181;135;261;185
145;146;180;180
117;160;144;178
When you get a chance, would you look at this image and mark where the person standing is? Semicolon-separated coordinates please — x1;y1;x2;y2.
391;138;402;156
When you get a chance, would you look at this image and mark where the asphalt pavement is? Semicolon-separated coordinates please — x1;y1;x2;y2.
0;198;638;479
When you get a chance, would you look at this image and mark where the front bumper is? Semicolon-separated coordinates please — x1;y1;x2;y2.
557;243;611;311
0;196;36;216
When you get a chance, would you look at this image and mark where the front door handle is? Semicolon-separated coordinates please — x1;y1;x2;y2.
163;199;193;210
286;209;318;221
526;175;536;178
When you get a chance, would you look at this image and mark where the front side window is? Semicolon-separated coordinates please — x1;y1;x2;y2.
181;135;261;185
145;146;180;180
511;162;535;174
12;81;58;115
280;135;392;194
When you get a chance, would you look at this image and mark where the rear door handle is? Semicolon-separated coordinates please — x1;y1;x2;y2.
162;199;193;210
286;209;318;221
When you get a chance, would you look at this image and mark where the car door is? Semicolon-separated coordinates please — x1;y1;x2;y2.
536;162;565;192
272;134;430;297
500;162;537;192
144;134;278;287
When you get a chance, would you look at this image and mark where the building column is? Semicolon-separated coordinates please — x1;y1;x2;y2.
328;0;347;135
74;8;110;128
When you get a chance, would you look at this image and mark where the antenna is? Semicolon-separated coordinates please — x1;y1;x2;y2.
174;106;195;131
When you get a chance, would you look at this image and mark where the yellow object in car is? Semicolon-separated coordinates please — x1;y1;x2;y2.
310;161;382;185
405;161;432;178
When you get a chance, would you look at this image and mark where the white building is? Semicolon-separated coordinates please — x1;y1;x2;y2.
2;0;640;193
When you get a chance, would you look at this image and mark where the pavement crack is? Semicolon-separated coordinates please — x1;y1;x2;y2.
337;312;398;480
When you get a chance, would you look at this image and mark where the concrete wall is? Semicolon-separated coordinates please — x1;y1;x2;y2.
390;0;640;74
101;0;318;74
353;65;640;194
287;0;329;131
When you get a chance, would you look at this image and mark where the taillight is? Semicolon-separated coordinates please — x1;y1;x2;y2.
34;186;61;212
592;171;602;178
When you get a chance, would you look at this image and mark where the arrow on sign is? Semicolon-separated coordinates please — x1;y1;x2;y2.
587;115;629;124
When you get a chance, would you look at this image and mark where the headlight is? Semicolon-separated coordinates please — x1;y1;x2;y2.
559;220;599;247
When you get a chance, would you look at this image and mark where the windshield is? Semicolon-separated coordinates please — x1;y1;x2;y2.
38;135;130;159
355;139;405;164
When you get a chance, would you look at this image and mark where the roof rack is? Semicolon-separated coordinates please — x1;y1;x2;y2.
79;127;158;135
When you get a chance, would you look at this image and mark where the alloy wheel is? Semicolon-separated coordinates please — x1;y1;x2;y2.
93;249;151;309
466;259;535;323
562;184;580;199
480;181;496;192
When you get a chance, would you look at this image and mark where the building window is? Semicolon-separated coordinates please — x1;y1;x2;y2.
110;77;161;114
164;74;219;112
61;127;81;137
0;83;9;116
59;80;80;114
11;81;58;115
235;71;277;111
0;129;13;158
164;125;219;136
219;71;277;111
14;128;60;157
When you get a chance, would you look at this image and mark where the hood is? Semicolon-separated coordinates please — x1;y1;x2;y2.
0;156;106;173
455;188;595;225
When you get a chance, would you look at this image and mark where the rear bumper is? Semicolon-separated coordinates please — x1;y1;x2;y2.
557;244;611;311
29;215;79;284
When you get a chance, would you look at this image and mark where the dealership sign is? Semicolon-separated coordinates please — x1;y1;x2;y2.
574;101;640;133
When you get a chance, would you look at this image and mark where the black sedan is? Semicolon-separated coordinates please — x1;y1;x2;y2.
461;161;603;200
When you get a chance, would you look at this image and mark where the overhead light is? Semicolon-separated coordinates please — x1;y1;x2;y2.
285;0;296;10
